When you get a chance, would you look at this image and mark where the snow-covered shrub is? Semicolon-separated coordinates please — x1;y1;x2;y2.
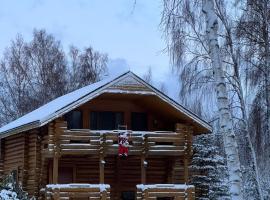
190;134;230;200
0;172;33;200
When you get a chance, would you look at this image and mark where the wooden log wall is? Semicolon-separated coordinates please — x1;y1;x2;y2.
175;123;193;184
2;129;45;198
146;157;173;184
3;133;26;184
26;130;41;196
40;126;49;189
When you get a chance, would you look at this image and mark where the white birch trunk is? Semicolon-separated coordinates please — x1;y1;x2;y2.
202;0;243;199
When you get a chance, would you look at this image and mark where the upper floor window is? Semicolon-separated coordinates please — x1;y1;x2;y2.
90;111;124;130
131;112;148;131
65;110;82;129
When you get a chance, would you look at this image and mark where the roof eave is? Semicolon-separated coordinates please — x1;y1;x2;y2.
0;120;40;139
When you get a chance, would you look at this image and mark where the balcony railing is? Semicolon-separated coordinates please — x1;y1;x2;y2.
136;184;195;200
44;184;110;200
44;129;188;157
43;183;195;200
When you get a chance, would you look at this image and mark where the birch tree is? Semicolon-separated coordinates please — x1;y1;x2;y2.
214;1;263;198
161;0;246;198
202;1;243;198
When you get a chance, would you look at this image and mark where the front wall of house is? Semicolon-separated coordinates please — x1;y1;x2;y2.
0;97;193;199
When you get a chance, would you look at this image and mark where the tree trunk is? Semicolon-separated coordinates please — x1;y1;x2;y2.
202;0;243;199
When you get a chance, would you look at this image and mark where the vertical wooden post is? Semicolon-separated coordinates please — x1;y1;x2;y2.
141;134;147;184
141;156;146;184
99;133;105;184
52;155;59;184
53;121;59;184
101;190;107;200
183;157;188;183
100;156;105;184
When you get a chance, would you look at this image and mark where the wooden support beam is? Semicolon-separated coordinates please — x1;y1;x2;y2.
99;156;105;184
183;157;188;183
99;134;105;184
101;190;107;200
53;154;59;184
141;135;147;184
141;156;146;184
52;119;66;184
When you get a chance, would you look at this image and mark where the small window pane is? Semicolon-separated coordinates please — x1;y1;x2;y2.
90;112;124;130
90;112;98;130
131;112;148;131
65;111;82;129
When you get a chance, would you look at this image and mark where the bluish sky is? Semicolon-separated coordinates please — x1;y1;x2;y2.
0;0;180;100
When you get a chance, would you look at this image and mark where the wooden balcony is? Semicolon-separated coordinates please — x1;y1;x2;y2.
44;121;194;188
136;184;195;200
44;129;190;157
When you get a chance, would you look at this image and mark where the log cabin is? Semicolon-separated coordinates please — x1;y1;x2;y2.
0;71;212;200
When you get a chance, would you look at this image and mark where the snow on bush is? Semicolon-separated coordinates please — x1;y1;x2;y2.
0;173;34;200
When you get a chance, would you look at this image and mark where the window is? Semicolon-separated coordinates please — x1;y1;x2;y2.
131;112;148;131
90;111;124;130
65;111;82;129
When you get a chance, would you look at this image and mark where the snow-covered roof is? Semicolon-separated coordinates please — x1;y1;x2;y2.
0;71;212;137
0;72;124;136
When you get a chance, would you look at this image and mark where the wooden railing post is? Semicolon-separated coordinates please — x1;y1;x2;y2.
141;135;148;184
52;155;59;184
183;157;188;184
141;156;146;184
99;133;105;184
101;190;107;200
52;121;59;184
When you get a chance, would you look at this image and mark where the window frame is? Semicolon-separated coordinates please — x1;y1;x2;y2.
90;111;124;130
64;110;83;129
